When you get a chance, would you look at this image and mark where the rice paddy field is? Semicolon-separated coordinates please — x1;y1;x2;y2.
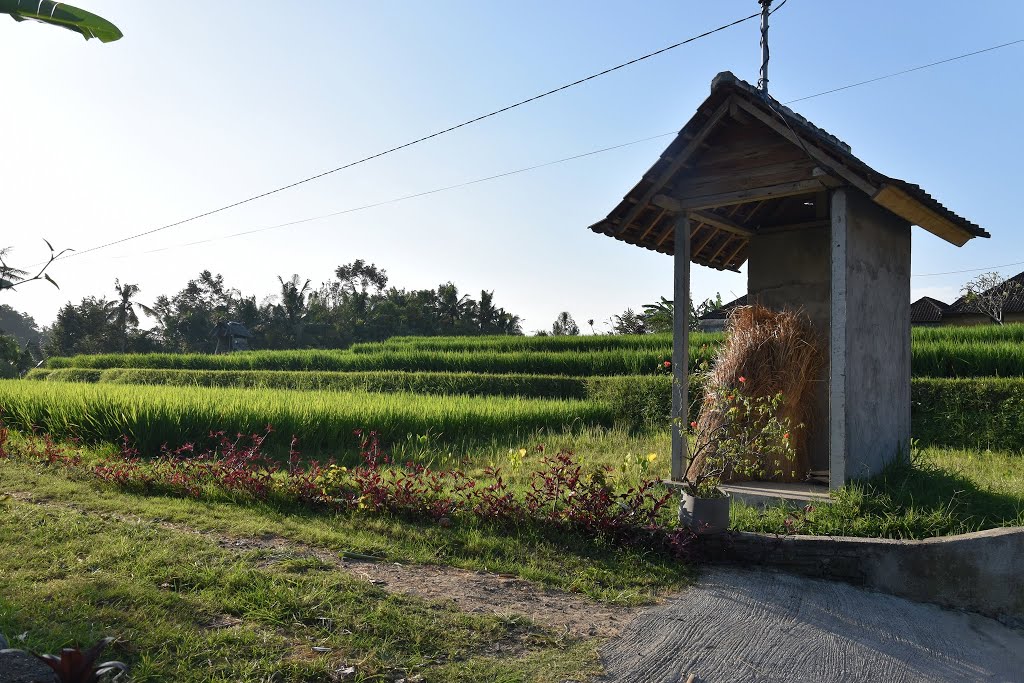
7;324;1024;458
3;325;1024;682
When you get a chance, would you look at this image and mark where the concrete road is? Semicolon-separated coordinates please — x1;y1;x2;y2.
600;568;1024;683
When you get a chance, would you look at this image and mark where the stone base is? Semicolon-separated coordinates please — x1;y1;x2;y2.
663;480;831;508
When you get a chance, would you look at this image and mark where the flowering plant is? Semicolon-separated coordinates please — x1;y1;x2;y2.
680;377;799;498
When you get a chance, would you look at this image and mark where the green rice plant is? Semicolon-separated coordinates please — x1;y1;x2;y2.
26;368;588;398
911;341;1024;377
0;380;615;457
351;332;720;354
911;322;1024;344
44;347;719;376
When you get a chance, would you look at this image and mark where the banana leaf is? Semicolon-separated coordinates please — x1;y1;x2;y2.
0;0;122;42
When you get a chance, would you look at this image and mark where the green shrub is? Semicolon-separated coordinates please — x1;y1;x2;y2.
911;377;1024;451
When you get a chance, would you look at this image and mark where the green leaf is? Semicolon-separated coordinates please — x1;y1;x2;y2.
0;0;123;43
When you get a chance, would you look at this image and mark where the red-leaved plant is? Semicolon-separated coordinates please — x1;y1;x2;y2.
9;421;692;558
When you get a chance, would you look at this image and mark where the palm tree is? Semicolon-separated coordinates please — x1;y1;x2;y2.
105;280;154;352
476;290;499;332
276;274;313;346
435;282;471;330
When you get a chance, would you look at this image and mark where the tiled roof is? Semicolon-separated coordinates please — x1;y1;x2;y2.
910;296;951;324
588;72;988;268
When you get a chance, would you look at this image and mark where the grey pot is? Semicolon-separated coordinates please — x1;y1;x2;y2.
679;492;731;534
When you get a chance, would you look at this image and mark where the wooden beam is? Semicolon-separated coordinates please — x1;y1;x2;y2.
636;206;668;242
671;214;691;482
694;225;720;254
708;234;735;264
719;239;747;268
757;218;830;234
687;209;755;237
612;98;733;234
729;100;752;124
660;178;825;212
731;98;877;197
872;184;974;247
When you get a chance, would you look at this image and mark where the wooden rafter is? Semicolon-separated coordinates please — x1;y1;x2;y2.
687;209;754;237
612;98;733;234
719;239;747;268
636;207;668;242
655;179;825;213
708;234;735;264
694;224;720;254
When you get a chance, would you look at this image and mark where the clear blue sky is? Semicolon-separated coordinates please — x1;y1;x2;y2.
2;0;1022;332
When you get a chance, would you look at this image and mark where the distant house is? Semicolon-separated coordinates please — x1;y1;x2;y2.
696;295;746;332
909;296;952;326
211;321;253;353
911;271;1024;326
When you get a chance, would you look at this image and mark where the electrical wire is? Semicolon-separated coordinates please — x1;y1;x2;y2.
59;11;760;262
111;132;678;258
106;35;1024;265
784;38;1024;105
912;261;1024;278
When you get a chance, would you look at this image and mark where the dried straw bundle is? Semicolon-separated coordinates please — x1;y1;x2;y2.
689;305;823;484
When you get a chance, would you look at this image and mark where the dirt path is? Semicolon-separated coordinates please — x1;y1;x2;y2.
600;567;1024;682
7;491;638;640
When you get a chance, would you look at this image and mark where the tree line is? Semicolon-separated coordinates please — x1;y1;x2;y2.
0;260;524;372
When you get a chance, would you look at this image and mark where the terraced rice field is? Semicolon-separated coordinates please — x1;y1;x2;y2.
7;324;1024;456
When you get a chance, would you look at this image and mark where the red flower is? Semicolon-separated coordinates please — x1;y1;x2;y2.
783;432;790;440
663;361;672;368
690;421;697;429
738;376;747;383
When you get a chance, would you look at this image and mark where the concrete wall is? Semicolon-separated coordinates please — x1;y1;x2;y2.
700;527;1024;627
747;227;831;472
832;189;912;484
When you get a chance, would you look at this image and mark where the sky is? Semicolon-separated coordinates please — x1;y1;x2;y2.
1;0;1022;333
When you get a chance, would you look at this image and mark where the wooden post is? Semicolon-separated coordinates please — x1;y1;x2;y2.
671;214;691;481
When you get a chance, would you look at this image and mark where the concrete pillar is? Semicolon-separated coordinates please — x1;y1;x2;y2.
670;215;691;481
830;188;912;485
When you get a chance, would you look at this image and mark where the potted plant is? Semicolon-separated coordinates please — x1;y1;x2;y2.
678;377;798;533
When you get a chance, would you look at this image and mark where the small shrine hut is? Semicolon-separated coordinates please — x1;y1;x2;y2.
587;72;989;491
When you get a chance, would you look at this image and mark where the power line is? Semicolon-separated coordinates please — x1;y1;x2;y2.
783;38;1024;105
61;11;760;262
108;35;1024;263
912;261;1024;278
112;132;678;258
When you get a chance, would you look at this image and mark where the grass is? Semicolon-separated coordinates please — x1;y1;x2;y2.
732;446;1024;538
0;423;695;681
0;494;602;682
0;429;691;602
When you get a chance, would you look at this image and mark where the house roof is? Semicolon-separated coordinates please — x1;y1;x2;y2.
211;321;253;338
910;296;951;324
948;271;1024;317
588;72;988;271
699;294;747;320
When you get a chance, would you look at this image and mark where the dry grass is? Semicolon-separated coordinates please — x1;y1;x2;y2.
692;305;823;483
